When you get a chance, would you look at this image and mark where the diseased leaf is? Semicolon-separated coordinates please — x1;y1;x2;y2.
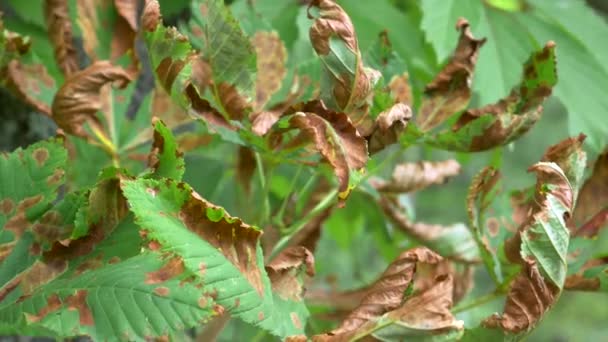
429;41;557;152
573;147;608;233
121;178;310;337
251;31;287;111
379;196;479;263
307;0;380;136
484;137;586;335
236;146;256;194
147;119;185;181
288;108;367;200
368;103;411;155
466;167;505;284
376;159;461;194
417;18;486;131
266;246;315;302
51;61;132;142
43;0;79;76
312;248;463;341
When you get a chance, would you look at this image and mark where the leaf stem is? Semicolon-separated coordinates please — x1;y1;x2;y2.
255;152;271;226
452;290;505;314
273;164;304;227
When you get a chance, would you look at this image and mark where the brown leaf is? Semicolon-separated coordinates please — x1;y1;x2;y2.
388;73;413;107
417;18;486;131
414;261;474;304
114;0;138;31
251;31;287;111
484;261;559;333
325;247;442;337
236;146;256;194
573;147;608;235
289;109;368;197
5;61;56;116
141;0;161;32
44;0;80;76
265;246;315;301
307;0;379;134
52;61;132;140
368;103;412;154
376;160;461;193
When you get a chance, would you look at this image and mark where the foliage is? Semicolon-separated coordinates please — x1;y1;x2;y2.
0;0;607;341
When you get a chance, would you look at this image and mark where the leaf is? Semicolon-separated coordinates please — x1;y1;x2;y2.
236;146;256;194
417;18;486;131
265;246;315;302
367;103;412;155
43;0;80;76
51;61;132;142
288;108;368;200
484;137;587;334
429;41;557;152
147;119;185;181
76;0;138;64
378;196;479;263
375;160;461;194
307;0;380;136
311;248;463;341
573;147;608;233
185;0;257;118
251;31;288;111
121;178;310;337
364;31;408;82
466;167;505;284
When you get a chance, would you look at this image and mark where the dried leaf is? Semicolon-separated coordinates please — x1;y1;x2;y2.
5;61;56;116
431;41;557;152
388;73;413;107
114;0;138;31
236;146;256;194
44;0;79;76
323;247;443;337
368;103;412;154
417;18;486;131
307;0;380;135
289;110;368;198
573;147;608;234
252;31;287;111
376;160;461;194
266;246;315;301
51;61;132;140
379;196;479;263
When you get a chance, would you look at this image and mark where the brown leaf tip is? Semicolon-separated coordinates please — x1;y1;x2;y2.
546;40;556;49
456;17;470;30
141;0;161;32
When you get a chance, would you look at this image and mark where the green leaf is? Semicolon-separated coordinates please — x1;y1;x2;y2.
121;178;310;337
147;119;185;181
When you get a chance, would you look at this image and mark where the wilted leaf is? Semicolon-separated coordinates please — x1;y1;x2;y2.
368;103;411;154
313;248;463;341
429;41;557;152
376;159;461;194
122;178;310;337
43;0;79;76
573;147;608;234
288;109;367;199
236;146;256;194
379;196;479;263
417;18;486;131
51;61;132;142
266;246;315;302
251;31;287;111
466;167;505;283
147;119;185;181
307;0;380;135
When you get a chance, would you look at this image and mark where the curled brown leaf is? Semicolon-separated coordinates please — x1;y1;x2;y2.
368;103;412;154
388;73;413;107
44;0;80;76
323;247;443;337
141;0;161;32
308;0;357;56
289;109;368;196
266;246;315;301
573;147;608;235
52;61;132;140
376;159;461;193
417;18;486;131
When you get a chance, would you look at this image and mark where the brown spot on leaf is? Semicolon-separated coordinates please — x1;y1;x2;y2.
251;31;287;111
74;254;104;276
66;290;94;326
148;240;161;251
198;296;209;308
213;304;225;315
32;210;63;242
5;195;44;238
108;256;121;264
199;262;207;276
21;259;68;296
0;199;15;215
486;217;500;237
25;294;62;323
291;312;302;330
145;256;185;284
46;169;65;186
154;286;170;297
258;311;264;321
33;148;49;166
